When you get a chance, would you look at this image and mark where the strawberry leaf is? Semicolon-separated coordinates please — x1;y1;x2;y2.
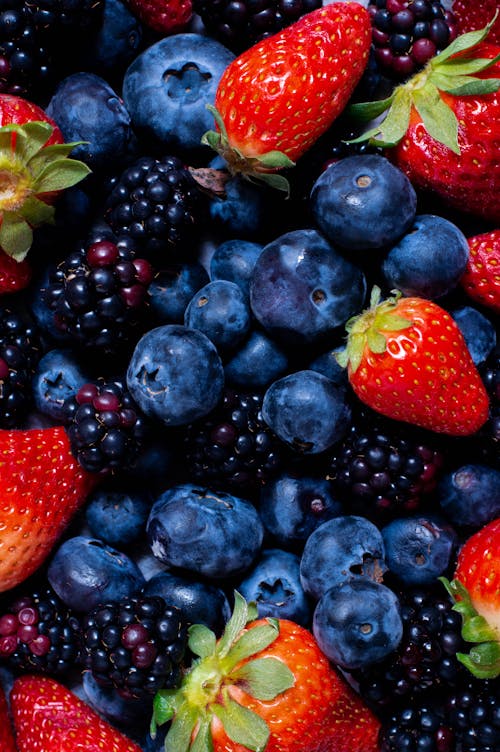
19;195;55;228
10;121;54;164
432;11;499;64
457;642;500;680
366;329;387;354
366;88;412;148
152;688;179;727
201;129;223;152
217;592;251;659
232;657;295;700
348;93;395;122
253;151;295;169
213;692;269;752
189;624;217;659
206;104;229;140
191;719;214;752
439;77;500;96
248;171;291;195
413;82;460;154
164;702;198;752
32;158;91;193
437;53;500;76
0;213;33;260
223;621;280;670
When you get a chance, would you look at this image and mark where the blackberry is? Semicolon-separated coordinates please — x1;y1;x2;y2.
193;0;322;53
368;0;458;81
43;237;154;357
105;155;206;261
64;380;151;473
379;704;455;752
183;387;289;496
447;679;500;752
0;585;81;677
477;344;500;468
0;304;42;426
326;412;444;522
81;595;188;700
350;584;468;711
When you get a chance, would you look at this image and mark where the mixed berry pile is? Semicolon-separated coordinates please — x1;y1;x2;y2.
0;1;499;752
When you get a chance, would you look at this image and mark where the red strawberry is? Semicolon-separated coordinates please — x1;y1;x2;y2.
0;247;31;294
0;683;16;752
10;674;142;752
0;94;62;144
350;23;500;223
460;229;500;314
441;517;500;679
125;0;192;33
0;426;96;594
151;592;380;752
336;287;490;436
203;3;371;191
453;0;500;44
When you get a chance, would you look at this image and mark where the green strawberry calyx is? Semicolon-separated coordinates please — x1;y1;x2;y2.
348;12;500;154
440;577;500;680
336;286;412;373
150;591;295;752
201;104;295;196
0;120;91;262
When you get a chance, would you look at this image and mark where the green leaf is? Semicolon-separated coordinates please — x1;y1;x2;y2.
462;614;500;644
0;212;33;260
377;315;412;331
247;171;290;195
367;88;412;148
436;53;500;76
213;694;269;752
457;642;500;680
348;93;395;122
439;77;500;96
253;150;295;169
335;348;349;369
152;689;179;728
164;702;198;752
347;331;366;374
232;657;295;700
201;129;223;152
191;719;214;752
223;622;280;671
27;141;87;174
31;158;91;193
188;624;217;659
432;12;500;64
18;195;55;228
366;329;387;354
205;104;229;139
217;592;250;659
9;121;54;164
413;82;460;154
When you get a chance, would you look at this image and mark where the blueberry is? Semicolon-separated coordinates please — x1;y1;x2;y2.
32;349;89;422
451;306;497;365
47;536;145;612
85;487;151;547
224;329;289;389
210;239;263;298
126;325;225;426
122;34;235;152
308;347;348;390
310;155;417;250
382;214;470;299
147;484;263;579
262;370;351;454
148;263;209;324
259;473;342;549
250;229;366;346
312;580;403;669
382;515;458;584
79;0;143;79
46;72;133;171
300;516;387;601
438;464;500;528
237;549;311;625
208;164;270;239
82;671;149;730
184;279;251;352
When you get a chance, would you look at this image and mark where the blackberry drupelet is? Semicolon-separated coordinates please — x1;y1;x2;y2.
447;679;500;752
104;155;206;261
64;380;151;473
368;0;458;80
477;344;500;467
379;704;455;752
0;304;42;427
43;237;154;357
0;585;82;677
183;387;289;496
193;0;322;53
81;595;188;700
326;412;444;522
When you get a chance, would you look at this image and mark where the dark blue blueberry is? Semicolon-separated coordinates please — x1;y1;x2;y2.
382;214;470;299
142;571;231;633
250;229;366;346
122;34;235;152
126;325;225;426
308;347;348;389
259;473;342;549
32;349;89;422
210;239;263;297
208;159;269;239
85;487;151;547
312;579;403;669
382;515;458;585
224;329;289;389
237;549;311;626
148;264;209;324
46;72;133;171
47;536;145;612
147;484;263;579
451;306;497;366
184;279;251;352
79;0;143;79
30;267;73;344
262;370;351;454
123;436;175;493
299;515;387;601
310;155;417;250
438;464;500;528
82;671;150;730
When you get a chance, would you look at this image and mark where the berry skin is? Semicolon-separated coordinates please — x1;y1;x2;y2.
0;683;16;751
85;486;150;547
460;229;500;315
125;0;192;34
0;248;32;293
184;279;251;353
438;464;500;529
451;306;497;367
453;0;500;44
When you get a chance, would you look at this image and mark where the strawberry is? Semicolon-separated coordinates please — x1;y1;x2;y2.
0;93;90;262
349;21;500;223
125;0;192;33
0;247;32;294
0;426;96;594
336;287;490;437
453;0;500;44
10;674;142;752
440;517;500;680
202;3;371;192
0;683;16;752
460;229;500;315
151;592;380;752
